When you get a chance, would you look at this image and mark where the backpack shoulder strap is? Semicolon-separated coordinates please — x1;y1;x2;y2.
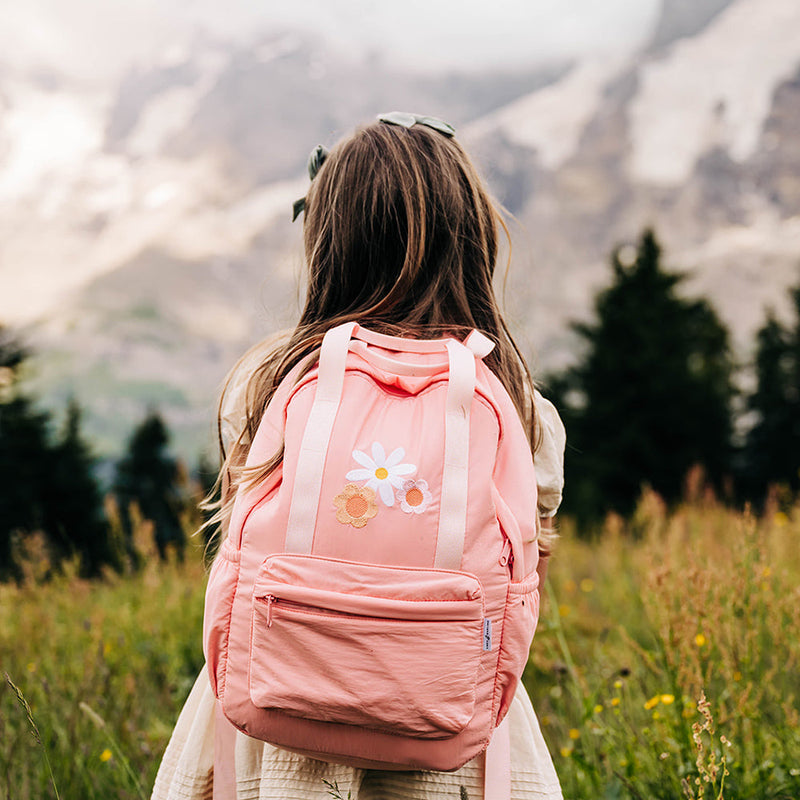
464;329;495;358
483;714;511;800
435;339;476;570
284;322;356;554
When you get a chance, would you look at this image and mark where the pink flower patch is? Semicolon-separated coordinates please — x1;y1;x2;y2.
397;479;432;514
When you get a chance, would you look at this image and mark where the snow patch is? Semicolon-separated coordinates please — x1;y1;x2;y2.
671;213;800;350
0;155;222;324
628;0;800;185
0;81;106;201
127;50;228;157
0;149;301;326
466;56;629;169
160;178;305;260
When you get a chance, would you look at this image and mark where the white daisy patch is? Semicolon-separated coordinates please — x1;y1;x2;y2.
346;442;416;506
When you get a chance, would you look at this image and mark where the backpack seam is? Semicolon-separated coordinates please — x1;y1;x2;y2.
490;580;513;728
216;556;241;701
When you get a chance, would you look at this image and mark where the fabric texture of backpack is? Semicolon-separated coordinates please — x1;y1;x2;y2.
203;322;541;779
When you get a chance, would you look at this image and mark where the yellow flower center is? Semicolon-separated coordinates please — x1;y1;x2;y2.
375;467;389;480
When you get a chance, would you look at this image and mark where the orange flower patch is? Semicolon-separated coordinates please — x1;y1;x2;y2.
334;483;378;528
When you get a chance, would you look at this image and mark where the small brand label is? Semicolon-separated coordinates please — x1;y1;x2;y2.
482;618;492;651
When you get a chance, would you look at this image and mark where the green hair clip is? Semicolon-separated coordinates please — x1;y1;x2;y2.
292;144;329;222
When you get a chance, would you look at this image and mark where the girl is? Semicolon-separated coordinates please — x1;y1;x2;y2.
152;113;566;800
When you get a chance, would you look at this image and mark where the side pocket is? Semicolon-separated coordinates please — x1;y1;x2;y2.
495;572;540;724
203;538;240;699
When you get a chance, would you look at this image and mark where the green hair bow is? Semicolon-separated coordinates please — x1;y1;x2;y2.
376;111;455;137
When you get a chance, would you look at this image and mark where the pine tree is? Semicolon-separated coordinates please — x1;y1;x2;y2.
550;229;735;523
43;400;119;576
743;284;800;503
0;328;51;579
114;412;187;560
0;328;116;579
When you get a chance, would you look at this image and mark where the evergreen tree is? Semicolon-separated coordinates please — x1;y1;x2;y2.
0;328;51;579
0;328;116;579
114;412;186;560
42;400;119;576
550;229;735;523
743;285;800;503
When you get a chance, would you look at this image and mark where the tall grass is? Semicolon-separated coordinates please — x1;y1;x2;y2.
0;538;207;799
527;487;800;799
2;490;799;798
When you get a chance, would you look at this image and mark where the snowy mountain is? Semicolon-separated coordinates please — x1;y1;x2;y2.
1;0;798;460
464;0;800;364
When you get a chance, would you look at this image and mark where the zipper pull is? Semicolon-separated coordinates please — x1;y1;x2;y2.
266;595;275;627
499;538;513;567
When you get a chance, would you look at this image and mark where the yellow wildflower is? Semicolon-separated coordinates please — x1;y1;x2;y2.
733;671;742;681
660;694;675;705
613;680;622;689
100;749;113;763
694;633;707;647
611;697;621;707
579;578;595;593
560;747;573;758
569;728;580;740
644;696;660;710
593;704;603;714
559;604;571;618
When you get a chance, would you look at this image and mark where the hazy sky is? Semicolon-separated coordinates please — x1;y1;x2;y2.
0;0;662;84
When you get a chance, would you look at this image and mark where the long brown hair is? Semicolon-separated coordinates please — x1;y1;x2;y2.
214;119;538;533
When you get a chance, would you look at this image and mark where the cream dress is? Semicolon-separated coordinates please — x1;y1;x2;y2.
152;344;566;800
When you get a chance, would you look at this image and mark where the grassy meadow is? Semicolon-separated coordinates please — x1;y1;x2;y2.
2;487;799;799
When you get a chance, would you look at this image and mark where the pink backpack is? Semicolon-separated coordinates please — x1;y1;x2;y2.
203;323;540;794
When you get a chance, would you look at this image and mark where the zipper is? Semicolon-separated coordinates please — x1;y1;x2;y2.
262;594;405;624
266;594;275;627
257;589;482;624
499;538;513;567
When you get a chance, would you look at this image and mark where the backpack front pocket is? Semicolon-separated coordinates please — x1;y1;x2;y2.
248;555;485;738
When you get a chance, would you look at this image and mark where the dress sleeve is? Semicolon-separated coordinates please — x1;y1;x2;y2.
219;350;259;454
219;332;290;453
533;389;566;518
